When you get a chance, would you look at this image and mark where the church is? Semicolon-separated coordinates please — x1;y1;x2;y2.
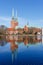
6;9;29;35
6;9;41;35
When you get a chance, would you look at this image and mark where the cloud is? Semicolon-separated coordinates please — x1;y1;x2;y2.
0;16;11;27
0;16;43;28
0;16;11;21
0;16;43;23
0;16;28;27
0;16;28;22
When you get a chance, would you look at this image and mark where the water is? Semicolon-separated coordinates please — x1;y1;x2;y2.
0;35;43;65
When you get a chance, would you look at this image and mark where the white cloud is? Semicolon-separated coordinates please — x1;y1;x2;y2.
0;16;43;28
0;16;43;23
0;16;11;21
0;16;28;27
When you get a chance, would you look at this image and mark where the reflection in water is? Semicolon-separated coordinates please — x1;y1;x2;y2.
0;36;7;46
0;35;42;64
10;40;18;63
42;36;43;44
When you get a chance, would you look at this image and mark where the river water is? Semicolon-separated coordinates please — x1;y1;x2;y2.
0;35;43;65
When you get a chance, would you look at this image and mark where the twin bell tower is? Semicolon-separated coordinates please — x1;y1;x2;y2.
11;8;18;29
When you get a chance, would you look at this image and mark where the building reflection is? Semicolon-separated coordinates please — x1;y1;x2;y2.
10;40;18;63
0;35;42;63
0;35;42;46
42;36;43;44
7;36;18;63
0;35;7;46
6;35;42;47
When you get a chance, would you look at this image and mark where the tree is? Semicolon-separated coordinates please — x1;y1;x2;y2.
0;25;7;35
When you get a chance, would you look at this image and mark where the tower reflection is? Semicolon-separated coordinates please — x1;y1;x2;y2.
7;35;18;63
42;36;43;44
0;35;42;47
0;35;42;63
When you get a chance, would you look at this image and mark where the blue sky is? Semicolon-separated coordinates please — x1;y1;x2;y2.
0;0;43;28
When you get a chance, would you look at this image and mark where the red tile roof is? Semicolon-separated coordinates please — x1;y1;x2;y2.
7;28;15;31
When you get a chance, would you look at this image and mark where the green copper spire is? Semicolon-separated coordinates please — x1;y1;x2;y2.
15;10;18;21
12;8;14;20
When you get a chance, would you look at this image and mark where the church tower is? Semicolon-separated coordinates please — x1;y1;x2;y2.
24;21;29;33
11;8;18;29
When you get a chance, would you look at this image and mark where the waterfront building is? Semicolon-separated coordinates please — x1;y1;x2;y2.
11;9;18;28
6;8;41;35
42;28;43;35
7;9;18;34
24;25;29;33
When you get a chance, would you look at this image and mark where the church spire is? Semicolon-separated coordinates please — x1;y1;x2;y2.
12;8;14;19
16;10;17;18
27;20;29;27
16;10;18;21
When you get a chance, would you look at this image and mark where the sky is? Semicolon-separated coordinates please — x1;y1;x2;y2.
0;0;43;28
